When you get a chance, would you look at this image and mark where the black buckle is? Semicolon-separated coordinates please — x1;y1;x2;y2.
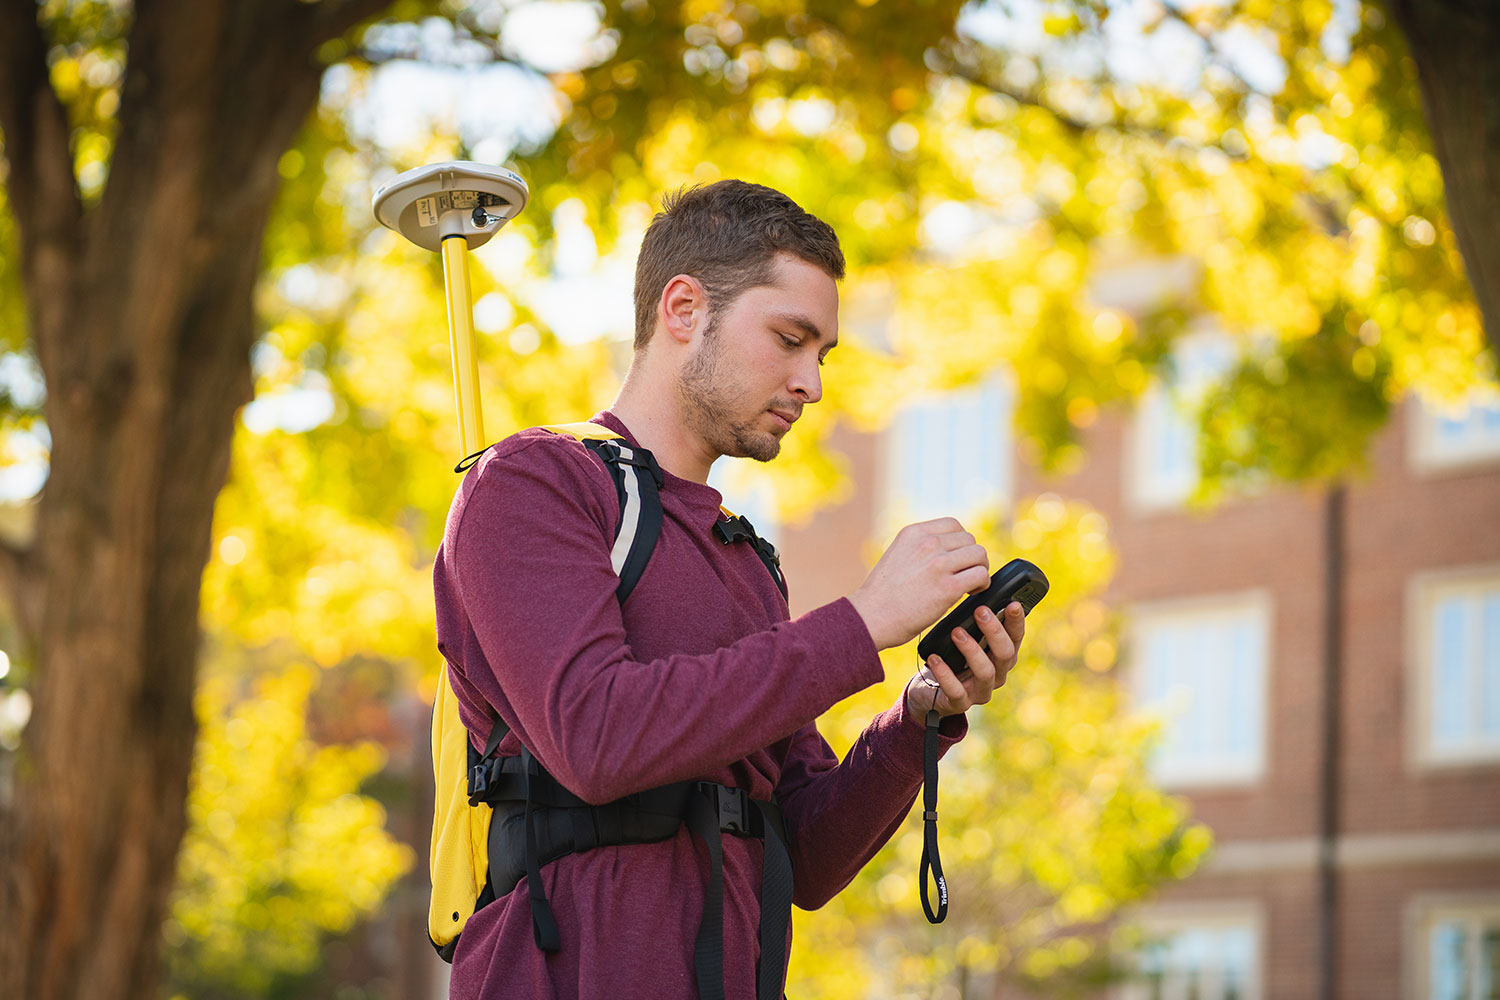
714;516;752;546
701;782;749;835
468;762;490;804
606;443;665;487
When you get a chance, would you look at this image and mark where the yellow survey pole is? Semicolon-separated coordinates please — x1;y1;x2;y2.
441;234;485;457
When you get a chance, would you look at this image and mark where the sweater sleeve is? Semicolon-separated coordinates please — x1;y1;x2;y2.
446;435;886;805
776;685;967;910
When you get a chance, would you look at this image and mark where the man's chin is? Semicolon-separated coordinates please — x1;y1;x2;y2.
729;428;782;463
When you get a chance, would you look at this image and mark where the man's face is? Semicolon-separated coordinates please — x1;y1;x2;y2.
677;254;840;462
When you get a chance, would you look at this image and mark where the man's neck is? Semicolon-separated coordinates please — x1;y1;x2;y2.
611;371;718;485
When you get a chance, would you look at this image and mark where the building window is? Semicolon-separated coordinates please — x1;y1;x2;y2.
1126;910;1261;1000
1127;330;1236;510
1131;594;1270;787
1411;388;1500;472
880;376;1011;527
1413;568;1500;766
1415;901;1500;1000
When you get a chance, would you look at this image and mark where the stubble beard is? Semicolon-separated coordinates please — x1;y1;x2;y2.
677;324;783;463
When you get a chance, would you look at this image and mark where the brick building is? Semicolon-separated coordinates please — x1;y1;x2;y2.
755;363;1500;999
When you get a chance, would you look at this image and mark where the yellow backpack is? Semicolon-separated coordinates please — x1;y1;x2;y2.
427;670;493;959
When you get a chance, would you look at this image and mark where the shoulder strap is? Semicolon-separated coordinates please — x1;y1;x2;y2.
540;420;627;442
714;507;788;600
537;423;665;603
453;419;630;473
580;438;664;602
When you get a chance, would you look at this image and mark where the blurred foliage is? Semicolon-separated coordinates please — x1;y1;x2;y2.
795;497;1209;997
165;665;413;999
2;0;1497;994
0;184;26;357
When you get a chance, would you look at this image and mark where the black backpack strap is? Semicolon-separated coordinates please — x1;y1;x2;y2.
479;759;795;996
752;799;793;1000
582;438;665;602
454;446;491;473
522;748;563;951
683;785;793;1000
712;513;788;600
686;787;728;1000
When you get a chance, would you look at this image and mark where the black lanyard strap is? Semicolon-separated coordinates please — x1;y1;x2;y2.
920;709;949;924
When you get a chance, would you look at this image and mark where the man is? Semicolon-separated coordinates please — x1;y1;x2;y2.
433;179;1026;999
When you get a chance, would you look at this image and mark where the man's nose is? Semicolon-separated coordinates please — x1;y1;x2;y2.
788;359;822;404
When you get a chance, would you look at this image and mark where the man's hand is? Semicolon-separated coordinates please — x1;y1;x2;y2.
906;601;1026;719
847;518;990;651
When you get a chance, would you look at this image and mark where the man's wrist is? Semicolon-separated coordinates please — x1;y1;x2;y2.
904;673;939;722
848;589;893;651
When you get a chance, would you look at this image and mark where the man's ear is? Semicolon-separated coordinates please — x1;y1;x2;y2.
659;274;707;345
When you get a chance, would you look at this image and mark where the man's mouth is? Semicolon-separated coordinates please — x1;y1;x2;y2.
768;407;800;430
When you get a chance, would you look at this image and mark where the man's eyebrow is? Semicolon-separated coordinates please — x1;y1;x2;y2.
769;311;838;350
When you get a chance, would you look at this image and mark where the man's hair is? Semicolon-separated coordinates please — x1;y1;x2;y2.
633;180;845;350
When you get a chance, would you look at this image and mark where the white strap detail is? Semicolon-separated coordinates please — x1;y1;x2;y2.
610;442;642;576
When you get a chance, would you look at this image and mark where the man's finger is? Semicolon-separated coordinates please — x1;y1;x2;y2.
936;529;978;552
956;564;991;595
952;625;997;686
927;654;969;708
972;604;1015;662
1000;601;1026;646
941;543;989;575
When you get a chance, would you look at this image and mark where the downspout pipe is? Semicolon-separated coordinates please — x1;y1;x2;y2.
1318;483;1347;1000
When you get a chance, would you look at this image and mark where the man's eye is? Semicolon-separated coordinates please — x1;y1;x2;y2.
779;334;799;349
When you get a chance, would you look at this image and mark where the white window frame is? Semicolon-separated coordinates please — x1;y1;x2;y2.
1405;894;1500;1000
1409;387;1500;474
1407;564;1500;769
1126;327;1237;512
1128;591;1273;789
1128;380;1200;510
878;374;1012;531
1118;901;1264;1000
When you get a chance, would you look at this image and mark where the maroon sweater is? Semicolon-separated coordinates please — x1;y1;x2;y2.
434;411;965;999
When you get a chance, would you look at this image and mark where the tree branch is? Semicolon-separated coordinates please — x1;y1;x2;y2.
1158;2;1257;97
307;0;409;48
931;49;1229;154
931;45;1369;242
0;0;86;368
345;9;538;73
0;0;85;230
346;41;529;70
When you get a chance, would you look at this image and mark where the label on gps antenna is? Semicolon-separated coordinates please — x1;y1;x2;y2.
414;191;508;227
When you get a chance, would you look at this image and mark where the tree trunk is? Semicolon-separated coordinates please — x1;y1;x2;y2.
0;2;388;997
1388;0;1500;359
